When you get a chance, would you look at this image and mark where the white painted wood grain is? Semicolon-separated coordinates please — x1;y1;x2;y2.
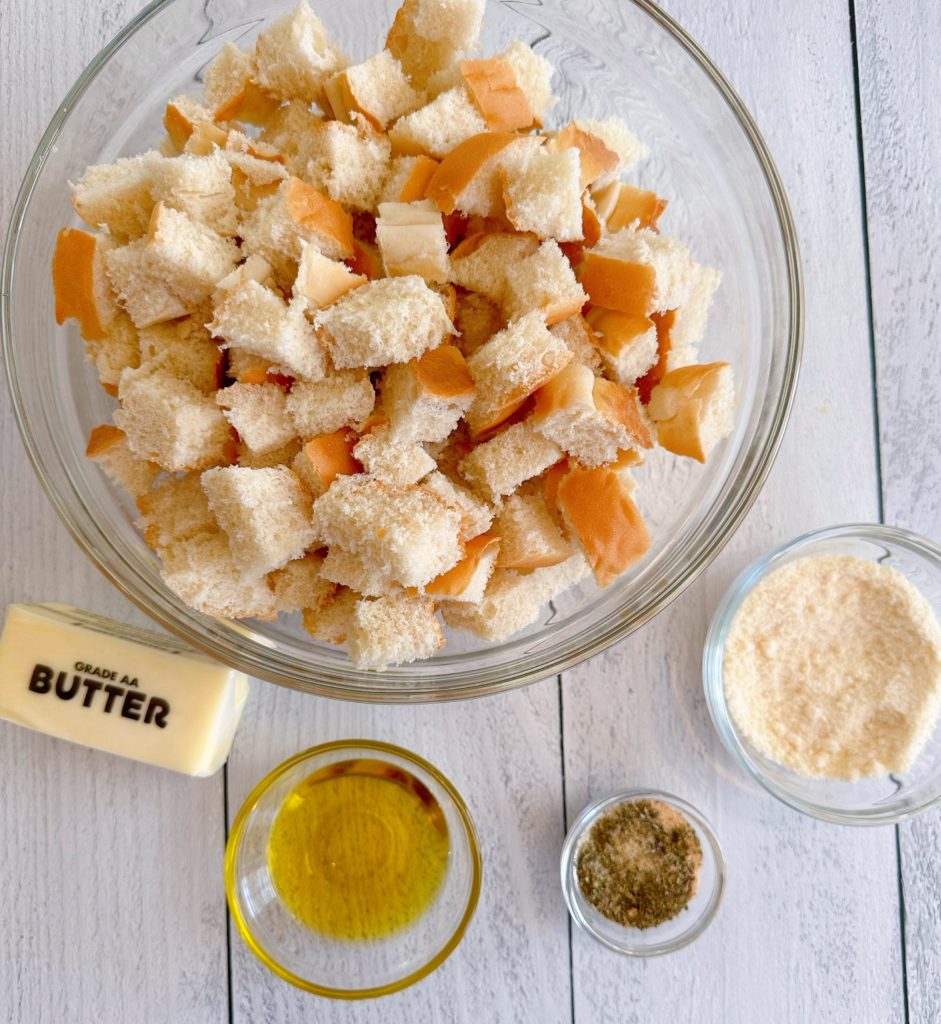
562;0;905;1021
0;3;229;1023
855;3;941;1022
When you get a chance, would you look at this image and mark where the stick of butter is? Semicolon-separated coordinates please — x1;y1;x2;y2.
0;603;249;777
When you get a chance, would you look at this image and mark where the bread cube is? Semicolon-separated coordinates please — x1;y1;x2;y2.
325;49;424;130
494;492;571;570
203;41;253;109
382;154;441;204
592;180;667;232
353;426;436;485
225;148;288;211
253;1;347;105
503;240;587;324
382;344;475;444
286;371;375;437
572;117;647;183
461;58;534;133
669;264;722;360
388;88;487;159
556;464;650;586
459;421;562;500
441;551;591;641
348;593;445;670
70;152;160;239
386;0;484;88
531;362;652;466
269;554;335;615
83;312;140;391
376;200;449;283
236;438;302;470
53;228;118;342
86;424;161;499
420;470;494;541
216;382;297;455
320;548;398;598
137;316;224;393
213;255;277;308
585;308;658;386
302;587;360;644
311;475;463;587
549;314;602;374
495;41;556;125
163;96;214;152
136;473;218;554
316;276;454;369
150;152;237;237
449;231;540;305
544;124;619;191
293;243;366;310
465;311;572;435
587;228;698;314
201;465;317;578
257;100;325;173
306;121;393;211
292;430;362;496
115;368;231;472
425;533;500;603
105;240;189;329
210;280;327;382
143;203;240;307
647;362;734;462
502;146;583;242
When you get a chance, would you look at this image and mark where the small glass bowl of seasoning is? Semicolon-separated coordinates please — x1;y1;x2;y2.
225;739;482;998
560;789;724;956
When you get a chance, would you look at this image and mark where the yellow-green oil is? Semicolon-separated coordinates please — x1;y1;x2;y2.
267;758;450;940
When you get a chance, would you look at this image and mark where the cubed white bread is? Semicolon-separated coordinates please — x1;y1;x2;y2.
137;317;223;393
465;311;572;436
210;280;328;382
201;465;317;579
181;120;230;157
293;243;366;310
376;200;449;283
353;426;436;485
286;370;376;436
454;288;504;357
585;307;658;386
163;96;215;152
461;58;535;133
424;63;465;98
292;430;362;496
325;49;424;130
388;88;487;159
382;344;475;444
83;312;140;390
550;314;603;374
348;592;445;670
503;240;587;324
495;41;556;125
236;438;303;470
425;533;499;604
420;470;494;541
253;1;347;104
202;41;253;109
225;148;288;211
257;100;324;172
556;463;651;586
647;362;734;463
493;491;571;570
306;120;393;211
592;227;698;313
213;254;277;307
448;231;540;305
591;180;667;232
501;146;583;242
459;421;563;500
269;554;335;614
115;368;231;472
316;275;454;369
143;203;240;307
386;0;477;89
531;362;653;466
150;151;237;237
381;154;440;204
320;548;398;598
302;587;360;644
402;0;485;47
136;472;218;554
105;240;189;329
86;424;161;499
311;475;463;588
668;264;721;360
441;551;591;641
426;133;538;219
572;117;648;182
216;382;297;455
544;124;619;190
162;530;278;620
52;228;118;342
70;152;160;238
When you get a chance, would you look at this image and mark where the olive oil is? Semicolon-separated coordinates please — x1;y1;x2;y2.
267;758;450;940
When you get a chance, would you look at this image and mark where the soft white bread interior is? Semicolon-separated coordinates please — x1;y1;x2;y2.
549;314;602;374
137;317;223;394
105;240;189;329
325;49;424;130
458;421;562;500
269;553;336;615
70;153;160;238
382;344;475;444
286;371;376;437
388;87;488;158
347;592;446;670
503;240;587;324
302;587;360;644
86;424;161;498
501;145;583;242
216;382;297;456
494;491;571;570
448;230;540;305
305;120;393;211
352;425;436;485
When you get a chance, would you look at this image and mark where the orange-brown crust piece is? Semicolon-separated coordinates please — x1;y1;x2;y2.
285;177;356;259
586;308;654;358
415;344;475;399
301;431;362;488
557;465;650;587
85;423;125;458
52;227;108;341
593;378;653;449
551;125;618;190
578;253;656;317
425;132;518;214
213;80;281;126
606;184;668;232
425;533;499;597
461;59;534;133
636;309;676;404
399;155;441;202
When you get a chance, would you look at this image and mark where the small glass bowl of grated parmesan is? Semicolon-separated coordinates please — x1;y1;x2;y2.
704;524;941;825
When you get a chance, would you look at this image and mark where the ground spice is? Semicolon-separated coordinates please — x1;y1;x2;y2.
576;799;702;929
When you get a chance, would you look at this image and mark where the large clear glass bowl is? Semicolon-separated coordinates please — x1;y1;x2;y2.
2;0;802;701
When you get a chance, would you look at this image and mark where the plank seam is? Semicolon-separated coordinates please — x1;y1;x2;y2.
223;762;235;1024
557;674;575;1024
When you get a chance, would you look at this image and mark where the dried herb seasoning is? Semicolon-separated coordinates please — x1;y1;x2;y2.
575;798;703;929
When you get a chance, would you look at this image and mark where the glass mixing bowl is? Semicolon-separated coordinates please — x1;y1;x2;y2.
2;0;802;701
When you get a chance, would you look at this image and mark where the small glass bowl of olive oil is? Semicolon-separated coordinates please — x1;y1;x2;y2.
225;740;482;998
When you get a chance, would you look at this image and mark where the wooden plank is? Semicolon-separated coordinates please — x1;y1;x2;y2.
561;0;905;1020
226;683;571;1023
0;2;230;1022
854;3;941;1021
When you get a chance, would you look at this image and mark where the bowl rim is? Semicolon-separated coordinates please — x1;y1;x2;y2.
223;738;483;998
1;0;804;703
702;522;941;825
560;787;725;955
